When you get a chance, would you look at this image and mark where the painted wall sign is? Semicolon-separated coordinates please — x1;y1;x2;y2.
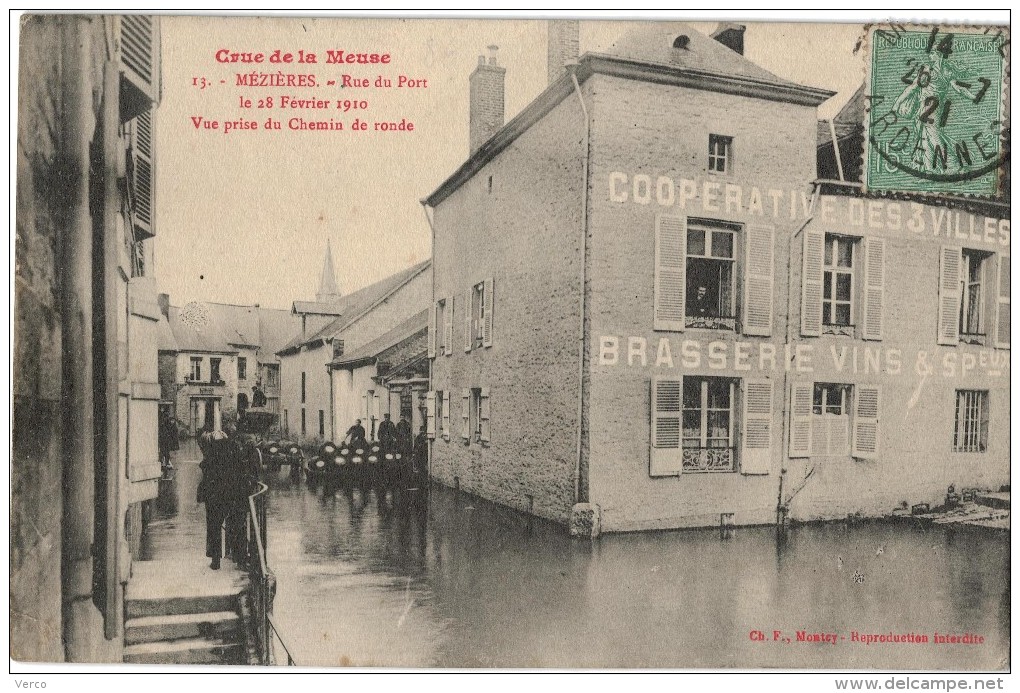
597;335;1009;379
607;172;1010;248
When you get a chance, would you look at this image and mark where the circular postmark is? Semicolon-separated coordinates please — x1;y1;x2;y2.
864;25;1009;197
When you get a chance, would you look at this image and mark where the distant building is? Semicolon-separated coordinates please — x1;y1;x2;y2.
14;15;163;661
277;246;431;444
158;299;300;436
423;22;1009;534
328;309;430;441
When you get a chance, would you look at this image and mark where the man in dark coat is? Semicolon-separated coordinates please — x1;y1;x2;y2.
199;429;256;569
377;413;397;448
345;419;367;446
395;414;413;455
412;425;429;480
158;408;179;473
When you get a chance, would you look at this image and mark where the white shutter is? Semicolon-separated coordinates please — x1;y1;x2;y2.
938;246;962;345
444;296;454;356
428;301;437;358
995;253;1010;349
361;393;368;420
801;230;824;336
654;214;687;332
788;381;813;458
743;224;775;336
464;291;473;352
116;15;161;121
852;385;880;459
461;389;471;440
479;387;491;443
425;391;436;439
741;379;772;475
442;391;451;440
483;278;494;348
649;378;683;476
861;237;886;341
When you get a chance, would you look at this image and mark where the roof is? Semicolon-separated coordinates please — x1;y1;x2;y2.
292;300;344;316
257;307;302;363
278;259;431;355
817;84;864;148
166;301;301;357
425;22;835;208
167;303;236;353
156;313;178;352
605;21;805;92
329;309;428;369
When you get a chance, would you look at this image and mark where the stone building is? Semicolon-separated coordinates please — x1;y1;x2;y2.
277;256;431;443
328;309;430;442
157;300;299;435
14;15;163;660
423;21;1010;534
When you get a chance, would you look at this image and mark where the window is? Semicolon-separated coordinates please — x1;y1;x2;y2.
301;408;306;435
189;357;202;381
708;134;732;174
301;372;306;403
812;383;852;456
681;377;736;472
237;357;247;381
685;222;737;329
266;364;279;388
436;298;451;355
823;235;856;329
209;358;221;383
460;387;490;444
953;390;988;453
319;409;325;436
959;250;990;342
467;279;494;350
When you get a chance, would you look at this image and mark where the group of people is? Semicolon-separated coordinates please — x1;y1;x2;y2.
197;426;261;570
345;413;429;479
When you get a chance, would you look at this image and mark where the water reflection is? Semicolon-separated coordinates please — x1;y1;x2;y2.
262;475;1008;669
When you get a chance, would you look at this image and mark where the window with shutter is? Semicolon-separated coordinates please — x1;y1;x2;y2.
938;246;963;345
425;391;436;439
861;237;885;340
444;296;454;356
654;214;687;332
851;385;880;459
464;291;473;352
995;254;1010;349
812;383;851;456
788;381;813;458
801;230;824;336
743;224;774;336
442;391;451;440
650;378;683;476
479;387;491;443
428;301;437;358
483;278;494;347
461;389;471;440
128;110;155;239
741;379;772;474
117;15;161;121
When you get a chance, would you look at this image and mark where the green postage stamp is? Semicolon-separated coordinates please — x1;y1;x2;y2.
864;24;1009;198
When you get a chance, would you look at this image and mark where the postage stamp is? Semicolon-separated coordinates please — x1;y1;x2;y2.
863;24;1009;198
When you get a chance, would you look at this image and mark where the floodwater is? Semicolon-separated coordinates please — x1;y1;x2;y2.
259;471;1009;670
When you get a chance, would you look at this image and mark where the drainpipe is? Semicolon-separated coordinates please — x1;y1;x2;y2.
420;202;436;479
778;183;821;524
59;15;98;661
570;67;591;506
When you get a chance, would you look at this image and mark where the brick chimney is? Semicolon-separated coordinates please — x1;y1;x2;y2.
547;20;579;84
157;292;170;319
469;45;505;154
711;23;746;55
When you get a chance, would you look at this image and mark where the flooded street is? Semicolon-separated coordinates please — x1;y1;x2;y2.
257;469;1009;669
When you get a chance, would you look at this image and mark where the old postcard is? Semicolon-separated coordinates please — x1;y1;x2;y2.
11;12;1010;675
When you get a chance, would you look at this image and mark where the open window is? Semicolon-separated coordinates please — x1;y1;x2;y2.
685;221;738;330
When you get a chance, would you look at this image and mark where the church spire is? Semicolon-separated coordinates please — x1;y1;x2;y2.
316;239;342;304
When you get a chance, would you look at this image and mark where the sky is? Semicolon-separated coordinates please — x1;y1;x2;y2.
152;14;870;311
